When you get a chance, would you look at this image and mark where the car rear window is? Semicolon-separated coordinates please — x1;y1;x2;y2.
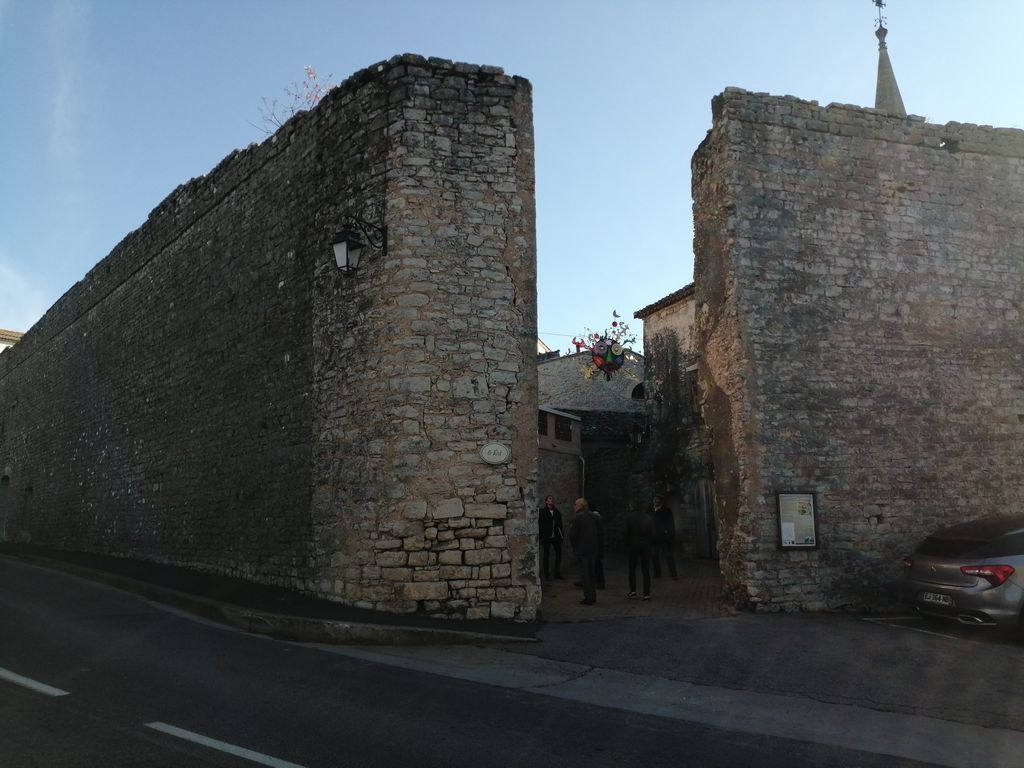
981;532;1024;558
916;536;987;558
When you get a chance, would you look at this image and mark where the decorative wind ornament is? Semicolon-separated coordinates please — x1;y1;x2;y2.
571;311;637;380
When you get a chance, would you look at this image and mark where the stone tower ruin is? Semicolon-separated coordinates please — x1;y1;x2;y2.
692;87;1024;611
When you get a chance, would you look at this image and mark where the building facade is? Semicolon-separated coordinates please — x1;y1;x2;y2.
537;405;582;520
0;329;22;354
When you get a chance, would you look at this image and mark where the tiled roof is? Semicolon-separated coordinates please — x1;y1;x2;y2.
634;282;695;319
538;351;645;413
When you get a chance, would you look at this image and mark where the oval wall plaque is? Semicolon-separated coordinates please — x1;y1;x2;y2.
480;442;511;465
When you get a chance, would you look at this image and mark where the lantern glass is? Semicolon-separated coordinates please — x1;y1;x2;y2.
332;229;365;272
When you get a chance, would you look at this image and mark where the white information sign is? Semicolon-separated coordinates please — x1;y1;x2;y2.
479;443;511;465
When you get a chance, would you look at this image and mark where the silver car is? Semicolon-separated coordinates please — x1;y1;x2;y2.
902;515;1024;629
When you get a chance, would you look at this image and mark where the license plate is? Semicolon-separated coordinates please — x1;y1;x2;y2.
921;592;954;607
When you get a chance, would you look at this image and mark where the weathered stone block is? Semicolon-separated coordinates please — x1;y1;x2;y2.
407;551;430;567
376;551;408;567
466;503;507;520
490;601;516;619
399;581;449;601
464;548;501;565
434;498;465;519
438;550;463;565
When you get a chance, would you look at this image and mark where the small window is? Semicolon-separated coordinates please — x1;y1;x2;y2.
554;415;572;442
631;382;645;400
538;411;548;436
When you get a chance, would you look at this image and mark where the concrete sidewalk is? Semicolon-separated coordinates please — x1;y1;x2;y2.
0;545;538;645
1;545;730;642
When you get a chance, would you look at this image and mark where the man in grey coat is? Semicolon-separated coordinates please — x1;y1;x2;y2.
569;497;600;605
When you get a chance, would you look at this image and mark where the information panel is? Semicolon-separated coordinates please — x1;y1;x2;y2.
777;492;818;550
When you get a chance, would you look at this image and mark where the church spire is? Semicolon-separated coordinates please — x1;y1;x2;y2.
873;1;907;116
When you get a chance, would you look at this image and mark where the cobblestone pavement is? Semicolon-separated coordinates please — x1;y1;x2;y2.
539;553;733;623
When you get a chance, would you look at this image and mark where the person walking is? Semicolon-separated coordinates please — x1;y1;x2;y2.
590;506;606;589
624;506;654;600
568;498;600;605
650;494;678;580
538;495;564;581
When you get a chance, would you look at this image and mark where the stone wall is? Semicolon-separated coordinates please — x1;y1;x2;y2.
693;88;1024;611
0;54;539;621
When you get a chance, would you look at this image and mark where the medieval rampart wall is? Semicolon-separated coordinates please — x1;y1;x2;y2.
693;88;1024;610
0;54;538;620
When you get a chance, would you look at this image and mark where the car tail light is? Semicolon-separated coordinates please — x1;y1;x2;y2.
960;565;1015;587
902;555;913;568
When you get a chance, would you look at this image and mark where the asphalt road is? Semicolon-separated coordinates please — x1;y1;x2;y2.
509;613;1024;734
0;557;953;767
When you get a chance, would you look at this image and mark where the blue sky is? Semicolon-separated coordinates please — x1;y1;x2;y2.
2;1;1022;351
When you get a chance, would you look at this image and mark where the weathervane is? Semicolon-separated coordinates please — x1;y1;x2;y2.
873;0;887;28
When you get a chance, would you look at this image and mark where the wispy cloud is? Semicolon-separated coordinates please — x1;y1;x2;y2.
0;255;50;333
47;0;92;169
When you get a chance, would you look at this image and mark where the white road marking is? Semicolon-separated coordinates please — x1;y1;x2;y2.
144;722;307;768
0;666;70;697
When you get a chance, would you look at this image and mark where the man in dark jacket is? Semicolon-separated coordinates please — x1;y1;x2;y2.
624;506;654;600
650;494;678;579
568;497;600;605
538;495;564;580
